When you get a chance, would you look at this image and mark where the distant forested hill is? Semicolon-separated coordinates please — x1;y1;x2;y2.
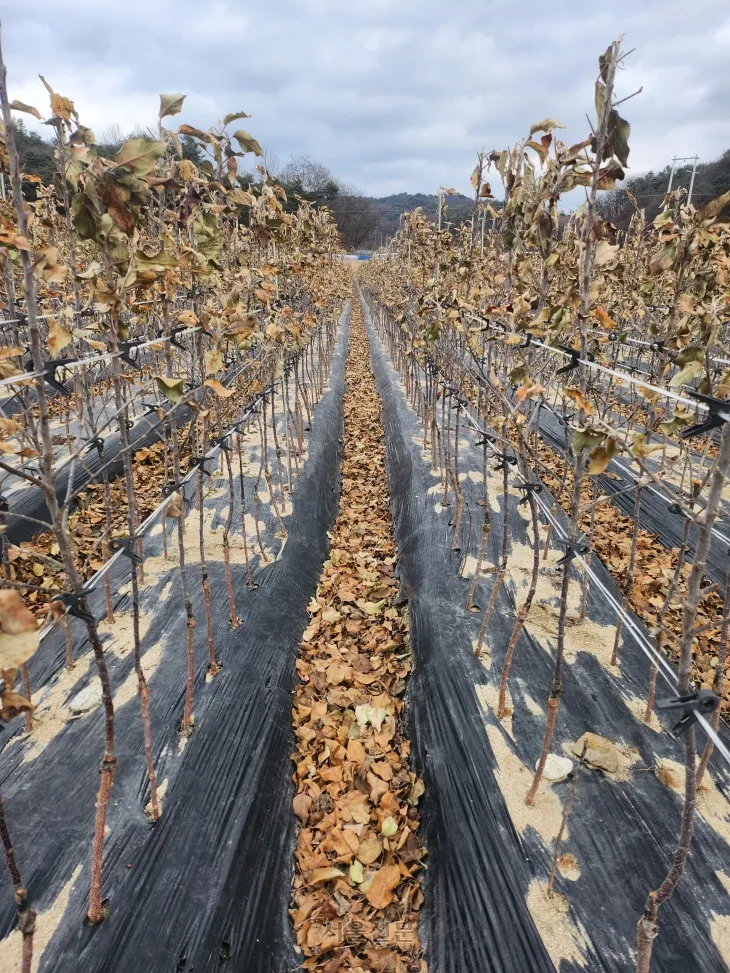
366;192;478;238
598;149;730;227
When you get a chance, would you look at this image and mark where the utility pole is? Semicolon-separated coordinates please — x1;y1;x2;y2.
666;155;699;204
688;155;699;205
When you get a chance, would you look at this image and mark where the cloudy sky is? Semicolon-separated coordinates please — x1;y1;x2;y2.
3;0;728;198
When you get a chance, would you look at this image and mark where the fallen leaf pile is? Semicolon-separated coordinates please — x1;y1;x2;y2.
290;297;427;973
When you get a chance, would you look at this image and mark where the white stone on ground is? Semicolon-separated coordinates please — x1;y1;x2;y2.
68;680;102;714
539;754;574;782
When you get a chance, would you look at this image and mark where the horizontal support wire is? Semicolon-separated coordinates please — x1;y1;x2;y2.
0;325;202;390
587;328;730;368
463;312;710;412
0;330;263;487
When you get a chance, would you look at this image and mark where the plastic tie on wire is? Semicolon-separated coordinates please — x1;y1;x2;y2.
54;587;96;624
119;339;143;370
558;411;575;426
211;432;232;452
493;453;517;472
516;482;542;505
450;391;469;409
475;431;496;447
162;481;184;497
140;401;162;418
655;689;719;736
556;346;580;375
520;333;533;349
170;327;190;351
557;538;590;565
190;454;215;476
0;492;8;514
680;390;730;440
86;436;104;457
41;358;76;397
110;534;143;564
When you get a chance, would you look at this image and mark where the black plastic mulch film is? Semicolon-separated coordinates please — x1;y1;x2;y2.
2;299;730;972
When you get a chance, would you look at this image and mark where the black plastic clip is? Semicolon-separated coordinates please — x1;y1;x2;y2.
556;346;580;375
493;453;517;472
655;689;719;736
0;493;8;514
557;538;590;565
649;339;665;354
54;588;96;624
667;501;686;516
608;330;620;341
520;333;533;349
162;481;184;497
110;535;143;564
140;401;162;418
680;390;730;440
516;482;542;505
190;455;215;476
169;327;190;351
86;436;104;456
475;432;496;447
559;411;575;426
211;433;232;452
41;358;75;397
119;339;142;370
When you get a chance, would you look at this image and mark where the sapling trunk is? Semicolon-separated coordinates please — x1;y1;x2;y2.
547;741;587;896
0;792;34;973
579;477;597;621
268;381;287;512
467;500;491;614
222;445;240;627
236;435;256;588
636;422;730;972
476;424;511;651
498;487;540;718
450;399;465;547
526;559;571;806
170;430;196;734
644;517;691;723
253;410;272;561
114;370;160;822
695;566;730;789
0;42;117;925
196;415;218;675
610;482;642;666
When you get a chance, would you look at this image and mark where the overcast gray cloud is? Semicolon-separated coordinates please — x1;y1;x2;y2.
3;0;729;198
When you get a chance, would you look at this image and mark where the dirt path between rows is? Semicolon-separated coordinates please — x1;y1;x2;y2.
289;295;427;973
